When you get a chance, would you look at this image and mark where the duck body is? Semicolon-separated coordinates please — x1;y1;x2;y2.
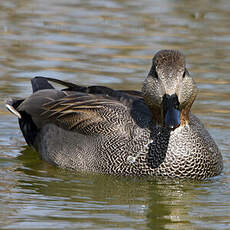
6;50;223;179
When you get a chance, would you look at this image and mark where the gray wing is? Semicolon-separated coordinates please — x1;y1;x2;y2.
17;88;151;137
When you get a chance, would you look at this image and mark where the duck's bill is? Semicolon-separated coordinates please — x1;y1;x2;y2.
164;107;180;129
162;94;180;129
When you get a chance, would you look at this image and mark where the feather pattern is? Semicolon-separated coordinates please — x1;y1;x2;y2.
25;84;148;136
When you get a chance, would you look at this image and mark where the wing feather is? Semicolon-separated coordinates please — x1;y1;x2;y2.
39;93;131;135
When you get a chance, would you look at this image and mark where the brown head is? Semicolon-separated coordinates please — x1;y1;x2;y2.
142;50;197;129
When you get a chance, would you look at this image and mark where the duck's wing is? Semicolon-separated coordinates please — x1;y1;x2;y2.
7;77;152;145
36;92;133;135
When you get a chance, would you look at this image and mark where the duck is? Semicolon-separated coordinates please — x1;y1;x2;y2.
5;50;223;179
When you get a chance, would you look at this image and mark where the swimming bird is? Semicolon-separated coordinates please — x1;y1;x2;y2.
6;50;223;179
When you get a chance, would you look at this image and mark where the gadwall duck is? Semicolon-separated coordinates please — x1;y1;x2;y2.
6;50;223;179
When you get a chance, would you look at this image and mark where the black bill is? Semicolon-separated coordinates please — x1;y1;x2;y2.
162;94;180;129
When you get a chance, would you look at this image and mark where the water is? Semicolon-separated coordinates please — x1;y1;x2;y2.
0;0;230;229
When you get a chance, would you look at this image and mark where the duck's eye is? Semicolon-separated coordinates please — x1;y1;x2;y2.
149;65;158;78
182;69;187;78
154;70;159;79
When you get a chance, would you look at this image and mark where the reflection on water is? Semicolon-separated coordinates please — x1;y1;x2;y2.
0;0;230;229
0;147;221;230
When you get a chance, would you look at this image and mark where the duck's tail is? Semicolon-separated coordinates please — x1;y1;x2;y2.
5;97;36;146
5;77;55;118
5;77;57;146
5;97;24;119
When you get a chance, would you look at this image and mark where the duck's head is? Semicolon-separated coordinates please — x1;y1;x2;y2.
142;50;197;129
